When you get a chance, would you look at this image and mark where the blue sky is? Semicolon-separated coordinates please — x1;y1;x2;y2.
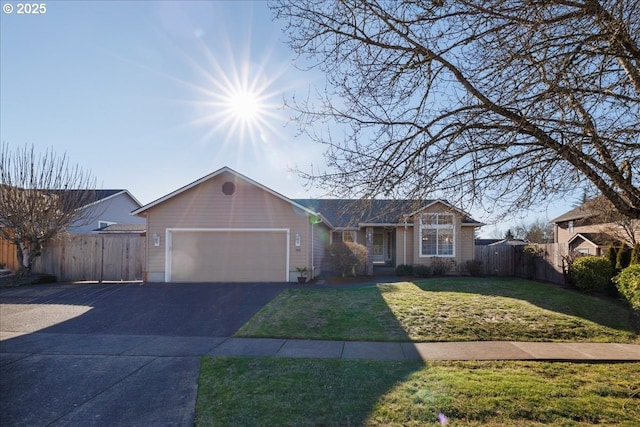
0;1;569;237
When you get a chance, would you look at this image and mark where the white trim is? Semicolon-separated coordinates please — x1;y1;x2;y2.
165;228;290;282
419;213;456;258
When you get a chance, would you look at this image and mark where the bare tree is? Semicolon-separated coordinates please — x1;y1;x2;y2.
272;0;640;220
514;219;555;243
0;143;98;275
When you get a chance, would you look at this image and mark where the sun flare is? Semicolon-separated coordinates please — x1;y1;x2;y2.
226;89;263;123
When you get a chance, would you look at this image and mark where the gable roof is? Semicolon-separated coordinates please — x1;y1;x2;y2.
551;204;597;223
293;199;483;228
46;189;142;210
568;232;616;247
131;167;325;222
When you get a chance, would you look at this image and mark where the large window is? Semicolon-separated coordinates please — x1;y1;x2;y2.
333;230;357;243
420;213;454;256
342;230;357;243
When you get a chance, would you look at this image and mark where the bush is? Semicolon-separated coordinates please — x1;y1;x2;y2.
616;245;631;271
395;264;413;276
464;259;483;277
613;265;640;312
572;256;614;293
630;243;640;266
327;241;369;277
413;264;433;278
606;246;618;270
431;257;455;276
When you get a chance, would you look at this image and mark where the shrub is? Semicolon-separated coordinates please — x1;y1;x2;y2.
572;256;614;293
464;259;483;277
561;252;578;286
606;246;618;272
613;264;640;312
327;241;369;277
630;243;640;266
431;257;455;276
395;264;413;276
412;264;433;278
616;245;631;271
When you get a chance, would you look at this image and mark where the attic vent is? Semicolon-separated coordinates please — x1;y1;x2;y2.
222;181;236;196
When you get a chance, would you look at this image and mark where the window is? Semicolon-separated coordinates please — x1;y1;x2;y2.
332;230;358;243
420;213;455;256
98;220;116;229
342;231;357;243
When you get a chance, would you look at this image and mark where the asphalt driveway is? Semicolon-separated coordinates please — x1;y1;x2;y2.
0;281;287;426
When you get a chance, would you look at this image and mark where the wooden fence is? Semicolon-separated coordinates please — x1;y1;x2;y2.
4;234;571;284
31;234;146;282
474;243;570;284
0;237;20;271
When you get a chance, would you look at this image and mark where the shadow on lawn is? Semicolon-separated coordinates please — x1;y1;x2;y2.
198;286;435;426
412;276;637;333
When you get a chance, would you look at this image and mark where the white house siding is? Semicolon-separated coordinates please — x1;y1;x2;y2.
144;171;312;282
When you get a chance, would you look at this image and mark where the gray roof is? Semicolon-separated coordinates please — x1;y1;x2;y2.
569;232;616;247
96;224;146;234
292;199;482;228
551;204;596;223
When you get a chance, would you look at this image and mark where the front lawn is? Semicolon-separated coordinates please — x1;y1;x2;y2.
236;278;638;343
196;357;640;426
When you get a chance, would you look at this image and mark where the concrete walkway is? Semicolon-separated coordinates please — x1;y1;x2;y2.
3;332;639;361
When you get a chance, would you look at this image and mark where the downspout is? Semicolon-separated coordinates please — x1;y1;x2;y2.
403;219;407;265
311;220;314;279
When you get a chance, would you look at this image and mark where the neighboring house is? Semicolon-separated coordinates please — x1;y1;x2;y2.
475;238;502;246
551;198;639;256
133;167;483;283
59;189;145;233
486;239;528;247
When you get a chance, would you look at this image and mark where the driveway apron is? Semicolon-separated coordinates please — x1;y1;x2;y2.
0;282;286;427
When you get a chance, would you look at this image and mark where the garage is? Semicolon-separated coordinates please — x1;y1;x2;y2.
168;229;289;282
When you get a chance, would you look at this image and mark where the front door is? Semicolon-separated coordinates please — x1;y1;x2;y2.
372;230;385;262
372;229;394;263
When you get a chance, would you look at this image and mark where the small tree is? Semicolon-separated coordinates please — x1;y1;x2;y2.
0;143;98;275
630;243;640;266
616;245;632;271
606;246;619;271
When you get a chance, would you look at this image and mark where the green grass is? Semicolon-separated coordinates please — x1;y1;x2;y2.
196;357;640;426
236;278;638;343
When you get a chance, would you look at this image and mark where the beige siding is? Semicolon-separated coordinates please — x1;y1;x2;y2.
572;238;600;256
394;225;414;266
557;220;640;245
459;225;476;266
145;171;311;282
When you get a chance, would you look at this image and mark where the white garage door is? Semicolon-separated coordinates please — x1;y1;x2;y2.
168;229;289;282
